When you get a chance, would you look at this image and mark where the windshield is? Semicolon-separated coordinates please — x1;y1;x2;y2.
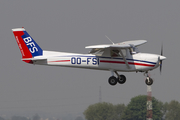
130;47;139;54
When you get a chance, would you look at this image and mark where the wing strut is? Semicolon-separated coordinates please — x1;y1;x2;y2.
119;49;130;69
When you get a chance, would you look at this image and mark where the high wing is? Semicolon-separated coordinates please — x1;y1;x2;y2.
85;40;147;55
85;40;147;49
85;40;147;69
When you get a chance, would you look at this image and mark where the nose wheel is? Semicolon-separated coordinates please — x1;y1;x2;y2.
145;77;153;86
144;72;153;86
108;71;126;86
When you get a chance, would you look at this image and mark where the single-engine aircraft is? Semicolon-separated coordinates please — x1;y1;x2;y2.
12;28;166;86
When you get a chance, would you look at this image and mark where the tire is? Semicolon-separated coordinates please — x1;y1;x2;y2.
108;76;118;86
117;75;126;84
145;77;153;86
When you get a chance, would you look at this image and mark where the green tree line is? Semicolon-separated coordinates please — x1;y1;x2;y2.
0;114;41;120
84;95;180;120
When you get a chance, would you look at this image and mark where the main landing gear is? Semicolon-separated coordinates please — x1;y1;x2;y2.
144;72;153;86
108;71;126;86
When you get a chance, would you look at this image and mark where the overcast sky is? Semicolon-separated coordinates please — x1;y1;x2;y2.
0;0;180;118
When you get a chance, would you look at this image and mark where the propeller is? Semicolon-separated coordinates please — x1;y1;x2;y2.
160;43;163;74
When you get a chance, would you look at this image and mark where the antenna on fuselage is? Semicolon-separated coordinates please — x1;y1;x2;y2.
105;35;114;45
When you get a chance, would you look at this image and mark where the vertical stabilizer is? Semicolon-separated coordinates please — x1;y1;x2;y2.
12;28;43;63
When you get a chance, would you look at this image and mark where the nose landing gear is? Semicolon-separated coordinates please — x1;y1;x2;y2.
144;72;153;86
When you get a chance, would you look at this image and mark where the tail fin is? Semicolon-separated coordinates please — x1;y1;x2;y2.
12;28;43;64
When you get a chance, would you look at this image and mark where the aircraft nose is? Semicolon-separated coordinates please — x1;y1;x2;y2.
159;56;166;60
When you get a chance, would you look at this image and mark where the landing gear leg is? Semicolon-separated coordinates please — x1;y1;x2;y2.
144;72;153;86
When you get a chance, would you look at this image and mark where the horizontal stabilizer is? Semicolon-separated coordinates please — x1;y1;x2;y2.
22;57;47;61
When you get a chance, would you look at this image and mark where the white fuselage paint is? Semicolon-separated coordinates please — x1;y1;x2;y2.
33;50;160;72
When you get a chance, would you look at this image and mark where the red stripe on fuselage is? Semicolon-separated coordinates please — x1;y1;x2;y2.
48;60;70;63
100;60;155;67
128;62;155;67
100;60;125;64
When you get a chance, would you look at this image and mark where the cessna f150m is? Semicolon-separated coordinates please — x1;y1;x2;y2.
12;28;166;86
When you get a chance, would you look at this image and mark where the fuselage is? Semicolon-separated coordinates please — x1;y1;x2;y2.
33;50;160;72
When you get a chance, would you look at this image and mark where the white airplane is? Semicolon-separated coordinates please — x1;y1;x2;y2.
12;28;166;86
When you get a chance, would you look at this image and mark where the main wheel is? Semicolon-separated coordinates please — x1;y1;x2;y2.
145;77;153;86
108;76;118;86
117;75;126;84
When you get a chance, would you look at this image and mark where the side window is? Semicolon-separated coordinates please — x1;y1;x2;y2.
111;50;119;57
111;49;126;57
